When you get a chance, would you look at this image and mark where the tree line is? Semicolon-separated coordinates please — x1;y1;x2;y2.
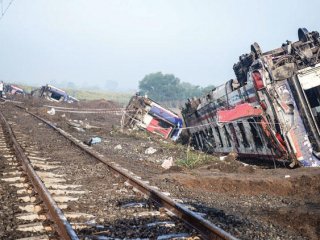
138;72;215;102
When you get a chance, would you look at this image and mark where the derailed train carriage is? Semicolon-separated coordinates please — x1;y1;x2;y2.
31;84;78;103
182;28;320;167
122;95;183;141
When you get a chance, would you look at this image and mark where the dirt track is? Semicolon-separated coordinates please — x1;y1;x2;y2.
1;96;320;239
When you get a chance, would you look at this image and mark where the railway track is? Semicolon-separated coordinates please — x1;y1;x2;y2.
0;114;76;239
0;101;237;239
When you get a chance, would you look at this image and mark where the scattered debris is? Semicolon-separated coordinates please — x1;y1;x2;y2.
85;219;96;226
83;137;102;146
146;221;175;228
67;119;100;131
156;233;190;240
121;202;147;208
74;127;85;132
285;175;291;178
114;144;122;150
91;137;102;144
161;157;173;169
145;147;157;155
47;108;55;115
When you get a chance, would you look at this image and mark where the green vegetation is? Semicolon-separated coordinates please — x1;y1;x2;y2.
139;72;215;102
13;84;132;106
64;88;132;106
157;137;219;169
176;148;219;168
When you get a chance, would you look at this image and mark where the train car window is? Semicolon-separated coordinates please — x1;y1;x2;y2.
200;131;207;150
304;87;320;129
231;79;241;91
191;134;199;149
217;96;227;108
223;125;232;147
50;92;63;101
158;120;171;129
265;115;273;129
248;119;263;149
193;133;200;149
226;80;233;94
215;127;223;148
196;132;204;150
229;123;240;148
204;129;212;151
237;122;250;148
208;127;216;148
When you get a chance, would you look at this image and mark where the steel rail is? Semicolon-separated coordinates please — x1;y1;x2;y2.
15;105;237;240
0;111;79;240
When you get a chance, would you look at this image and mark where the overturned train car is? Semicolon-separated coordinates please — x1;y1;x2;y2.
31;84;78;103
5;85;25;95
122;95;183;141
182;28;320;167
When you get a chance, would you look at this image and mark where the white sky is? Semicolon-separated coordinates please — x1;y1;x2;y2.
0;0;319;91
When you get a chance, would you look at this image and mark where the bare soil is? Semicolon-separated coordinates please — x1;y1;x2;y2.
0;155;20;239
2;95;320;239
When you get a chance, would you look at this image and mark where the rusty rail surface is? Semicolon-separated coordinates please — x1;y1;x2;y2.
0;111;79;240
14;105;237;240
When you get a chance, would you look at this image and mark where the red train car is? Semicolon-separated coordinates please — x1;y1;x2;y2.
122;95;183;141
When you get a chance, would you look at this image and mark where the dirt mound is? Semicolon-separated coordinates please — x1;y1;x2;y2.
167;168;320;197
8;95;120;110
77;99;120;109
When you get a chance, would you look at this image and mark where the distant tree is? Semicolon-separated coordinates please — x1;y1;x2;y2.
139;72;215;102
201;85;216;94
139;72;181;101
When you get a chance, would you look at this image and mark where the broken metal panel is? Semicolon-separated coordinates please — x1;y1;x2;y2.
233;122;249;151
217;103;263;122
122;95;183;140
276;80;319;166
298;65;320;90
298;64;320;131
182;28;320;167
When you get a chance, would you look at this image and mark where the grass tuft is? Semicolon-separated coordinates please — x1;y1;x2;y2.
176;145;219;168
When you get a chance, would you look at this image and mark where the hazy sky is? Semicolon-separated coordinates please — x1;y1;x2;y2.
0;0;319;92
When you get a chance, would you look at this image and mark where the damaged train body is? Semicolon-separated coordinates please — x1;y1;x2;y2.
182;28;320;167
31;84;78;103
122;95;183;140
5;85;25;95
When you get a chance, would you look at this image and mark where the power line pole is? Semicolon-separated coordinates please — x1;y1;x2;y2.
0;0;15;22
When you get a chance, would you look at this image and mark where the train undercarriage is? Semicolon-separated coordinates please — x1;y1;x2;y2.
182;28;320;167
